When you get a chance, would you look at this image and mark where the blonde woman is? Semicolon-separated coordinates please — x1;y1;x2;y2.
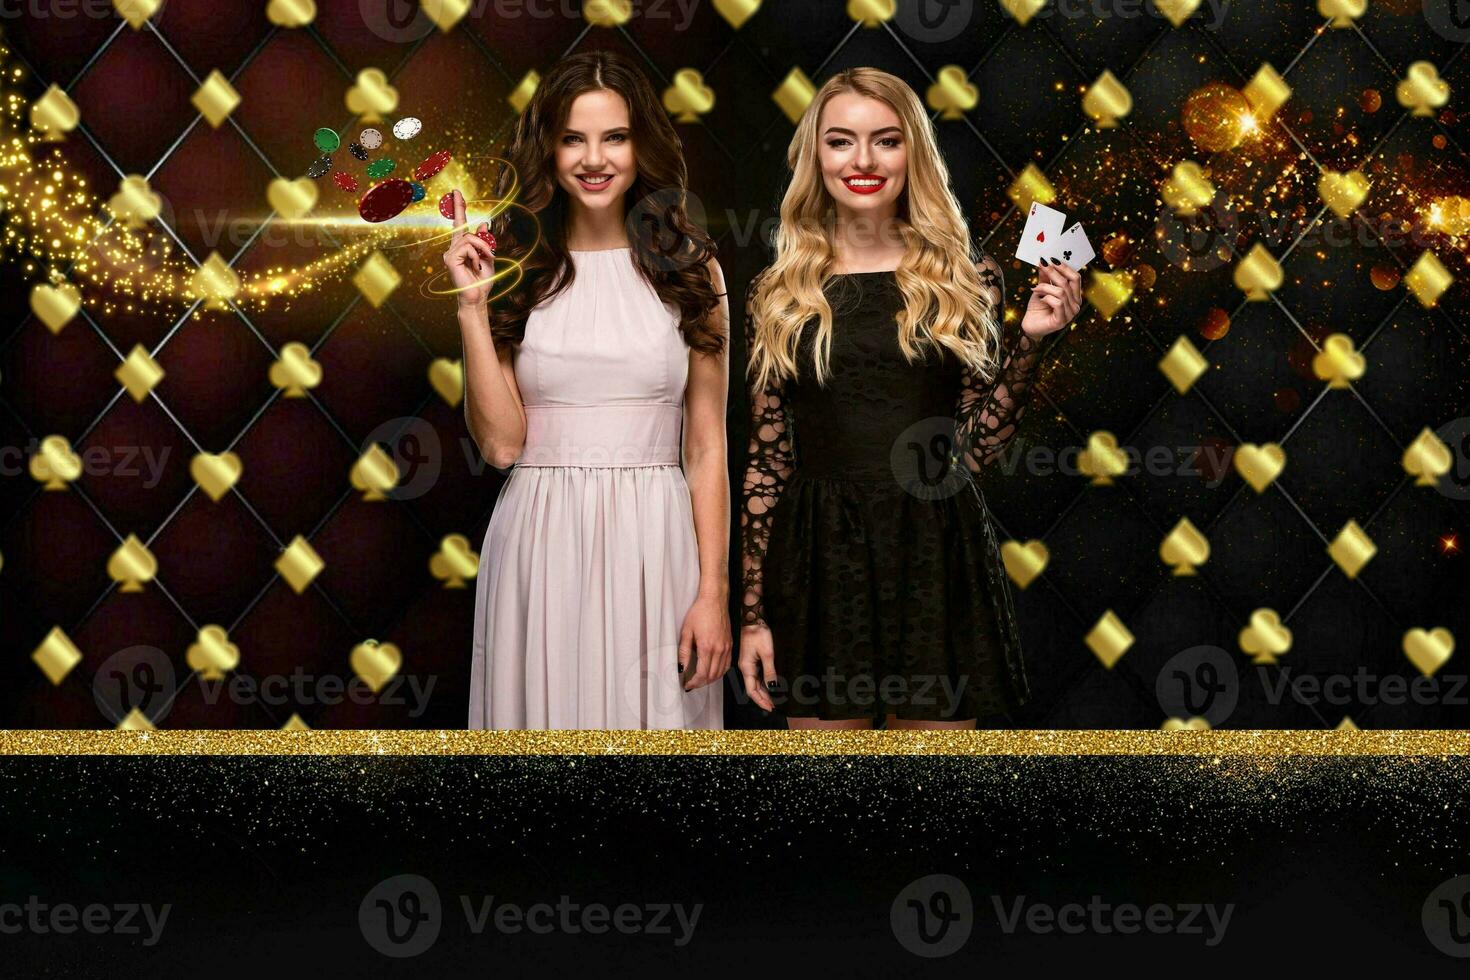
738;68;1083;730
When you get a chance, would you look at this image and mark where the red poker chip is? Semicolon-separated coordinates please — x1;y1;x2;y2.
413;149;451;182
438;192;456;220
357;178;416;223
333;171;359;193
476;229;497;252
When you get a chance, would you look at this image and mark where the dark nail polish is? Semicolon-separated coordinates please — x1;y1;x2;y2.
678;663;686;673
1040;257;1049;266
766;680;778;690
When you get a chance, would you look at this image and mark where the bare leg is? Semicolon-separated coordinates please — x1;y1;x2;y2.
788;717;874;729
885;715;976;730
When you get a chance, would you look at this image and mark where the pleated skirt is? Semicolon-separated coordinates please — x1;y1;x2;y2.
469;464;723;730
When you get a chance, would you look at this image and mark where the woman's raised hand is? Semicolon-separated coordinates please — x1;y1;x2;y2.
1021;258;1083;338
441;188;497;309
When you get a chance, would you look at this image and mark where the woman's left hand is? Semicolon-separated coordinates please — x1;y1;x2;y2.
1021;259;1084;338
679;594;732;692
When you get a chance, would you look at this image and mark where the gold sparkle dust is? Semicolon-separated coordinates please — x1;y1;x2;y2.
0;731;1469;756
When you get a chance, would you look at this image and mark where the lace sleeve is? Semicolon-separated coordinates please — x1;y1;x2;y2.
739;275;794;629
954;250;1046;474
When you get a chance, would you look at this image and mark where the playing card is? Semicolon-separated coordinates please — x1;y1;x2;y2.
1015;201;1066;267
1050;222;1096;271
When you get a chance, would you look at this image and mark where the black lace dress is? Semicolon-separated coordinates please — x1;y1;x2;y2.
740;255;1047;722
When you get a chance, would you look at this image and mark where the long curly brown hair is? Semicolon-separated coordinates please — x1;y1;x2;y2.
487;51;723;354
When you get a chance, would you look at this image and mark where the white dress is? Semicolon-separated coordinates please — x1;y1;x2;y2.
468;247;724;729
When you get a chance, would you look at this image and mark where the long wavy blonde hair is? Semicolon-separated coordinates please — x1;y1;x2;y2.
748;68;1003;393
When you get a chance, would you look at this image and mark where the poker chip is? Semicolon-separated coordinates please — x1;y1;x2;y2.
438;192;456;220
305;154;332;178
348;142;369;161
357;178;415;223
333;171;359;193
413;149;451;182
409;181;426;203
359;128;383;150
391;117;422;141
313;128;340;153
365;158;396;179
476;229;497;252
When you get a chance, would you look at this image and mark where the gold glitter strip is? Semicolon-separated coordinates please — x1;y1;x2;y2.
0;731;1469;755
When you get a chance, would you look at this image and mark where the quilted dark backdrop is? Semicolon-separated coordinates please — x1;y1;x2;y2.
0;0;1466;730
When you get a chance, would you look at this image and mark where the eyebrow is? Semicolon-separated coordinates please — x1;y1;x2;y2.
823;126;903;136
563;127;630;135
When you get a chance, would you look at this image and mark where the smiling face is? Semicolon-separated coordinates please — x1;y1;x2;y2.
816;91;908;220
554;88;636;211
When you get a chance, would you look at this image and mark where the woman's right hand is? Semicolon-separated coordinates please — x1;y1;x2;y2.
442;188;496;310
739;624;778;713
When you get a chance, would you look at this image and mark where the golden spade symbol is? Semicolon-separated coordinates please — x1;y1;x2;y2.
30;281;81;334
190;451;243;502
1233;242;1283;300
430;534;480;588
712;0;761;29
1000;539;1049;589
266;0;317;27
1159;517;1210;575
187;625;241;681
429;358;464;408
350;444;401;501
926;66;978;121
1396;61;1450;117
1402;427;1453;487
1082;69;1133;128
1403;627;1454;678
1161;716;1211;731
266;176;318;220
29;435;83;490
189;252;239;311
1239;608;1292;664
269;342;323;397
345;68;399;122
1317;169;1370;220
1151;0;1202;27
1161;161;1214;217
107;534;158;593
351;639;403;694
1311;334;1365;389
29;84;80;141
1318;0;1365;26
1232;442;1285;493
108;175;162;228
1079;431;1129;486
663;69;715;124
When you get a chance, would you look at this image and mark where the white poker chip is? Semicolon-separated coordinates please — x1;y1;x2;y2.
359;128;383;150
392;117;422;141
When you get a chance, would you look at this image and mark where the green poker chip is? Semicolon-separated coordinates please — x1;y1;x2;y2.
365;158;396;179
313;128;341;153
